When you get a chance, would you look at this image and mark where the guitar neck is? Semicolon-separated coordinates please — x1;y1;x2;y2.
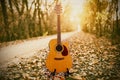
57;14;61;44
55;1;62;45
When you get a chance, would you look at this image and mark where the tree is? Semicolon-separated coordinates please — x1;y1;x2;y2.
0;0;10;41
0;0;74;42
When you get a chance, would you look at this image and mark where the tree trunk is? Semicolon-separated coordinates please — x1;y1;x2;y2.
116;0;119;35
98;0;102;36
21;0;25;15
37;0;43;36
0;0;10;41
25;0;28;11
8;0;14;21
14;0;21;16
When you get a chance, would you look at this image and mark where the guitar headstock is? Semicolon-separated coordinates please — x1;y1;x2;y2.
54;4;62;15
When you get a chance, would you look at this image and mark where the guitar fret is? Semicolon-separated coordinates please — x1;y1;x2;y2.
57;13;61;44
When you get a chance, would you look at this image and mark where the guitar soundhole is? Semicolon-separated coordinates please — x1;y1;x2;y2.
56;44;63;52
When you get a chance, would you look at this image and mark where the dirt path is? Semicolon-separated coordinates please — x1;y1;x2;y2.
0;32;76;66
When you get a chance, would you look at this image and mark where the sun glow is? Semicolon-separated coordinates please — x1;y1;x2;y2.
69;0;85;31
29;0;85;31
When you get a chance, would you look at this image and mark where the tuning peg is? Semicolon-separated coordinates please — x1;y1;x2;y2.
54;4;62;15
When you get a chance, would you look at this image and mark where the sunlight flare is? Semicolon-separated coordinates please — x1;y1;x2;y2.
77;24;81;32
69;0;85;31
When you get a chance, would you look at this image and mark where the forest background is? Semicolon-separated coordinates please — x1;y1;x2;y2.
0;0;120;44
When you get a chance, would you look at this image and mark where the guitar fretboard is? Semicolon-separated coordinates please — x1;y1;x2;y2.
57;14;61;44
55;1;62;45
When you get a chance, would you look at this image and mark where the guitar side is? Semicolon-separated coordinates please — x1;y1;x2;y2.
46;39;72;73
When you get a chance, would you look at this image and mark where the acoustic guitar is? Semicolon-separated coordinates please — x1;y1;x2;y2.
46;1;72;73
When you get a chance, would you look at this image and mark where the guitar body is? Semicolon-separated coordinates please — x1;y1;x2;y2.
46;39;72;73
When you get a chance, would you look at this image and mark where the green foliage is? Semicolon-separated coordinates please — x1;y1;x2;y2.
0;0;74;43
80;0;120;41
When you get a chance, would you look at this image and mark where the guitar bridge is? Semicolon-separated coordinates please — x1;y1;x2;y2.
54;58;64;60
